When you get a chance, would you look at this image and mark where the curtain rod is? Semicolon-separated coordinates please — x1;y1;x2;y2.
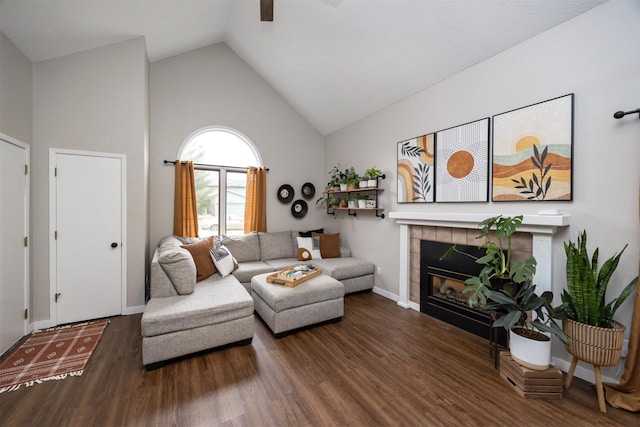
163;160;269;172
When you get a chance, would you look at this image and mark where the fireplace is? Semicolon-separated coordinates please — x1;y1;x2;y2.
420;240;508;346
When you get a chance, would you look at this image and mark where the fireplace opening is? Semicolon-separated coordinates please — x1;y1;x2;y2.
420;240;507;346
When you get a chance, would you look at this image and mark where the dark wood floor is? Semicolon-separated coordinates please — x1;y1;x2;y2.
1;293;637;426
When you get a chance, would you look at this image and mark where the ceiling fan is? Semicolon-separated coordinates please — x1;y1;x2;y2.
260;0;274;22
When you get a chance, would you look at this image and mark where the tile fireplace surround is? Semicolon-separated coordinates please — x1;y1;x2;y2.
388;212;571;311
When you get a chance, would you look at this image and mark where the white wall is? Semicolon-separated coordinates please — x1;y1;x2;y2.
0;31;31;143
32;38;149;321
325;0;640;380
149;42;325;248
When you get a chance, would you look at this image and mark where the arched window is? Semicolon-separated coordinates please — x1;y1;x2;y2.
179;127;262;236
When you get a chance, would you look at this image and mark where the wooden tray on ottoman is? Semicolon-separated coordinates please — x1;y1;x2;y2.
499;351;563;399
266;266;323;288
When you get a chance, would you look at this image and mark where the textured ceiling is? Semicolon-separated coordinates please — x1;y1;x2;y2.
0;0;606;135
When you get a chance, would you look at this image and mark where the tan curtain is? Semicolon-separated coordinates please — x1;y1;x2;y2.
173;160;198;237
605;268;640;411
244;166;267;233
605;191;640;411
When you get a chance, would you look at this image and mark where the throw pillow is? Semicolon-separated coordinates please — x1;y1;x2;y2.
296;236;322;260
298;228;324;238
297;248;312;261
312;232;341;258
181;236;217;282
210;245;237;277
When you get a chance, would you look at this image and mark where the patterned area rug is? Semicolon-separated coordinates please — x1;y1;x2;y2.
0;319;109;393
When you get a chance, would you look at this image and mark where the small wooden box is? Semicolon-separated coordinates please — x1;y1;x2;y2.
266;267;322;287
499;351;563;399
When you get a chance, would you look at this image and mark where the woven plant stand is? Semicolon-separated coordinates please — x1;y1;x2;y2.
563;318;625;413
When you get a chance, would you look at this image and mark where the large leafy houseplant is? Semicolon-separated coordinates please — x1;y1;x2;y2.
441;215;536;307
441;215;566;369
557;230;637;327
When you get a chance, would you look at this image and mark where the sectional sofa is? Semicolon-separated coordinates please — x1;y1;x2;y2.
141;230;375;367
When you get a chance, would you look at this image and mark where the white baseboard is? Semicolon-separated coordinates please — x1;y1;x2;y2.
372;286;398;301
371;287;420;312
552;356;621;385
32;320;55;330
124;305;145;315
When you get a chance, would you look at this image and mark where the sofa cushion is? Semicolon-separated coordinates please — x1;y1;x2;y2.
264;258;301;271
313;232;341;258
221;232;260;263
157;247;196;295
158;236;183;250
309;257;375;281
181;236;217;282
231;261;276;283
141;275;254;337
259;231;296;260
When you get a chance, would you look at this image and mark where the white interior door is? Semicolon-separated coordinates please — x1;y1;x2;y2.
0;136;29;355
53;151;124;324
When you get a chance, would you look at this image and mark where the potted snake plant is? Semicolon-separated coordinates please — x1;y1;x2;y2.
555;230;637;367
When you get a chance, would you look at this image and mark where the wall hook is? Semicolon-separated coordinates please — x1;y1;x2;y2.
613;108;640;119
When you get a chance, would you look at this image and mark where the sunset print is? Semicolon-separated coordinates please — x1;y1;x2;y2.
492;94;573;201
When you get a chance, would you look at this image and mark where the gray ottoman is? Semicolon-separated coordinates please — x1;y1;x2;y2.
251;272;344;336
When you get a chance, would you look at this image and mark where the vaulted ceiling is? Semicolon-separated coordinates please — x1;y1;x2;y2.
0;0;606;135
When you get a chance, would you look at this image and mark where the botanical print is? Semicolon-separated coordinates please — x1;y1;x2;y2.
397;133;434;203
435;118;489;202
492;94;573;201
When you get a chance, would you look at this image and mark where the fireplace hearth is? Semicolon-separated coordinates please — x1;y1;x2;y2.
420;240;507;346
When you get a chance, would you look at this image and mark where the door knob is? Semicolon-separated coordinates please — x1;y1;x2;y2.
111;242;118;248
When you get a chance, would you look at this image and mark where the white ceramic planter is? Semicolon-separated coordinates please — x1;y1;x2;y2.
339;184;347;191
367;179;377;188
509;328;551;371
348;200;357;209
365;200;376;208
359;180;369;189
357;200;367;208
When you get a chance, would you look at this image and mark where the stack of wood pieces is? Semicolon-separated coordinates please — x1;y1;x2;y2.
499;351;563;399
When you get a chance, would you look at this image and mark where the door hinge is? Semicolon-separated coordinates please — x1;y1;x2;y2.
25;164;28;175
55;230;57;240
24;236;28;247
55;167;57;177
55;293;61;303
24;308;28;319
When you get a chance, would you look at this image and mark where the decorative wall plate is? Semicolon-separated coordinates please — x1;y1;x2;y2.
291;199;308;218
301;182;315;199
277;184;294;203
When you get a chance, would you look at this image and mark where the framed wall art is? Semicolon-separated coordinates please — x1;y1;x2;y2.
435;118;490;202
397;133;435;203
492;93;574;202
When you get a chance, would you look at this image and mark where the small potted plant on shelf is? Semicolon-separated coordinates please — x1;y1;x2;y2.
315;194;337;210
441;215;565;370
344;166;360;191
327;165;343;192
554;230;637;412
364;166;383;188
356;193;369;209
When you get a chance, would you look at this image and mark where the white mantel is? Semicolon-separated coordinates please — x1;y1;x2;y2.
389;212;571;310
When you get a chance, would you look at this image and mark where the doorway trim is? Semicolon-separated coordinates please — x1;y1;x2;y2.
49;148;127;325
0;132;30;339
